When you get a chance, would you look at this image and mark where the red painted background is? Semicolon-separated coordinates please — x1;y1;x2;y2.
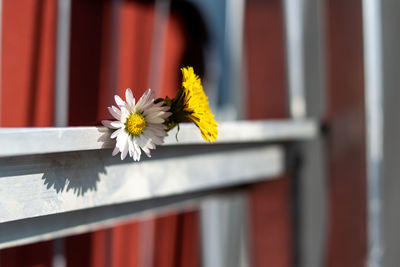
0;0;367;266
0;0;293;266
324;0;367;266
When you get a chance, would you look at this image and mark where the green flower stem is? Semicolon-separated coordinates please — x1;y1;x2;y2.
158;92;193;133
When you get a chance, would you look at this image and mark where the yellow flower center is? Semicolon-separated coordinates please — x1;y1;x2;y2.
125;113;146;136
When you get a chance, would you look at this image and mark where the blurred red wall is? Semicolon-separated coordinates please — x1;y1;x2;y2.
1;0;366;266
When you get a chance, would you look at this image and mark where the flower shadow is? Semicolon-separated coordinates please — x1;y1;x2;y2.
96;126;115;149
41;151;107;196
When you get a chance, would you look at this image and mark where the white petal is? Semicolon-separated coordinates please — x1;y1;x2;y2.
146;125;167;136
159;106;170;111
120;107;130;122
102;120;120;129
128;138;134;157
110;121;123;128
138;135;156;150
142;107;161;116
152;101;164;107
146;116;164;124
145;111;163;120
135;89;153;111
132;138;142;161
125;88;135;111
142;106;169;116
108;106;121;120
160;112;172;119
141;101;154;111
138;135;152;157
115;95;125;107
111;128;122;139
120;138;129;160
112;146;119;156
112;105;122;114
144;140;155;150
148;123;167;130
146;111;171;121
116;131;129;150
143;130;164;145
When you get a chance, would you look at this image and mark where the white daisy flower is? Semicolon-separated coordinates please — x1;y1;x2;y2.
102;88;171;161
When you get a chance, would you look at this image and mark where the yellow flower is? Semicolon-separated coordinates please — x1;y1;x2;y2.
181;67;218;142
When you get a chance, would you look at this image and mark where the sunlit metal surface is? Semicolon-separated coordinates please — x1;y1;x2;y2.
54;0;72;126
0;189;239;250
0;144;283;223
0;119;317;157
362;0;384;266
283;0;306;118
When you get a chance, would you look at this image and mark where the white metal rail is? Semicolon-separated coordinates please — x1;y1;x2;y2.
362;0;384;266
0;119;316;249
0;119;316;157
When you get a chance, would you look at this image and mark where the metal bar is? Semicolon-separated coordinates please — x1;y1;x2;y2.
200;193;249;267
147;0;170;94
138;217;156;267
299;1;327;266
54;0;72;126
52;238;66;267
224;0;246;119
54;2;72;263
0;188;247;250
362;0;384;266
283;0;306;118
0;119;317;157
0;145;283;223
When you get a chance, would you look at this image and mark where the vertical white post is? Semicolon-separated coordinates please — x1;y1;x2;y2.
200;193;249;267
52;1;72;264
54;0;71;126
283;0;306;119
147;0;170;95
224;0;246;119
362;0;384;266
283;2;307;265
138;217;156;267
52;238;66;267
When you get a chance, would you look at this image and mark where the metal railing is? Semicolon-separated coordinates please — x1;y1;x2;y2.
0;119;316;249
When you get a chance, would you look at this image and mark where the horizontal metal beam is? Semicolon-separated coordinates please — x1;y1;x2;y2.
0;188;246;250
0;119;315;249
0;144;283;223
0;119;317;157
